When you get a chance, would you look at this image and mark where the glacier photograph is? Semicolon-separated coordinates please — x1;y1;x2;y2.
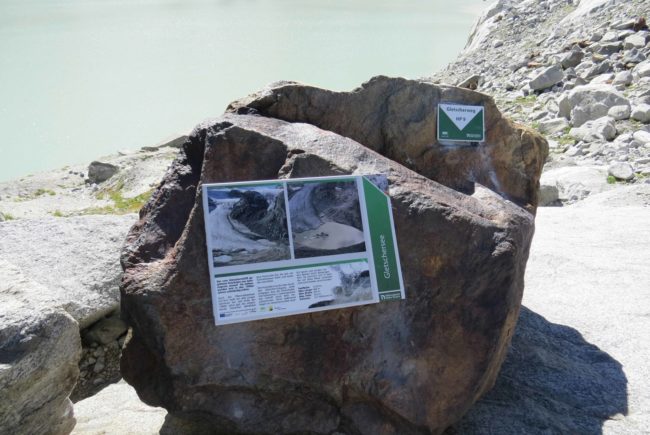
206;184;290;266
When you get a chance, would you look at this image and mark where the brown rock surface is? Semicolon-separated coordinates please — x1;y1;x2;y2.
120;105;542;434
228;76;547;211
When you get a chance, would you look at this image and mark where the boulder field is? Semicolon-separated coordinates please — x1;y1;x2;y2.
120;78;547;434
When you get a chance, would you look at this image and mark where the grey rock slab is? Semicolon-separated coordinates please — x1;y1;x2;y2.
72;380;166;435
0;261;81;435
608;162;635;180
0;215;136;328
529;65;564;91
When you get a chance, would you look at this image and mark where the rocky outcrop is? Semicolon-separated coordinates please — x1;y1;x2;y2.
120;104;542;434
228;76;548;211
432;0;650;205
0;215;136;328
0;261;81;435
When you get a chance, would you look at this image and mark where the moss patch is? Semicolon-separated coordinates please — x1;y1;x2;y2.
14;188;57;202
80;188;153;215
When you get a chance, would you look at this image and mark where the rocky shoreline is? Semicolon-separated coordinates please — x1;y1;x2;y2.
1;0;650;434
432;0;650;206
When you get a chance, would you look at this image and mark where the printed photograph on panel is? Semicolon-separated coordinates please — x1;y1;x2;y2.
302;262;373;309
206;184;290;266
287;180;366;259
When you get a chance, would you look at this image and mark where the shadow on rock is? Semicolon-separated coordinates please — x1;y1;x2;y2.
449;306;628;434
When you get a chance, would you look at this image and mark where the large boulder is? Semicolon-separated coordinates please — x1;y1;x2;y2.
0;215;136;328
228;76;547;211
120;102;543;433
565;84;630;127
0;260;81;435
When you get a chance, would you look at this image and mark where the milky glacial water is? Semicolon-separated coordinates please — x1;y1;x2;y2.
0;0;484;182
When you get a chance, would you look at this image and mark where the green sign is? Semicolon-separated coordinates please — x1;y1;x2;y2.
437;103;485;143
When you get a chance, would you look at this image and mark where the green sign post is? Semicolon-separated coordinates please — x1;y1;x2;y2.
437;103;485;143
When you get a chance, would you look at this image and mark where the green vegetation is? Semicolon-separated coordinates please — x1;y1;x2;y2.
607;175;617;184
1;212;16;221
629;119;643;129
514;95;537;107
81;183;153;215
558;134;575;146
52;210;65;217
35;188;56;196
14;188;56;202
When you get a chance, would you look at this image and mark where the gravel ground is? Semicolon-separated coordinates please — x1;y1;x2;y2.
452;188;650;434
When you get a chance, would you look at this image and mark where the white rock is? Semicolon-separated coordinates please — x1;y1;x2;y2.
631;104;650;123
569;116;617;142
529;65;564;91
608;104;631;120
634;61;650;79
566;84;629;127
0;261;81;435
72;380;166;435
633;130;650;144
557;94;572;119
608;162;635;180
538;184;560;206
539;166;613;203
539;118;569;135
590;73;615;84
600;31;619;42
624;33;648;50
612;70;633;86
560;50;584;69
0;215;136;328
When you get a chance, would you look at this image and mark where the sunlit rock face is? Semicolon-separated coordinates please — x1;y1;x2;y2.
228;76;548;212
120;78;547;434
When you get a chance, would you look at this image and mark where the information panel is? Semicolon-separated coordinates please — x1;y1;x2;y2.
437;103;485;143
202;175;405;325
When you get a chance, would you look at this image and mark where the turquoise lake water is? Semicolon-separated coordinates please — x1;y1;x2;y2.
0;0;484;182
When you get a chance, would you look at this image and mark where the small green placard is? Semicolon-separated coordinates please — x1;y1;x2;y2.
437;103;485;143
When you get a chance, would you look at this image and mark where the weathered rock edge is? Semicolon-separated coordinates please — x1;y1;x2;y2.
228;76;547;212
120;110;537;434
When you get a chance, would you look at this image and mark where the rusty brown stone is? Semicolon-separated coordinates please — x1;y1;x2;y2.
121;106;540;434
228;76;547;212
